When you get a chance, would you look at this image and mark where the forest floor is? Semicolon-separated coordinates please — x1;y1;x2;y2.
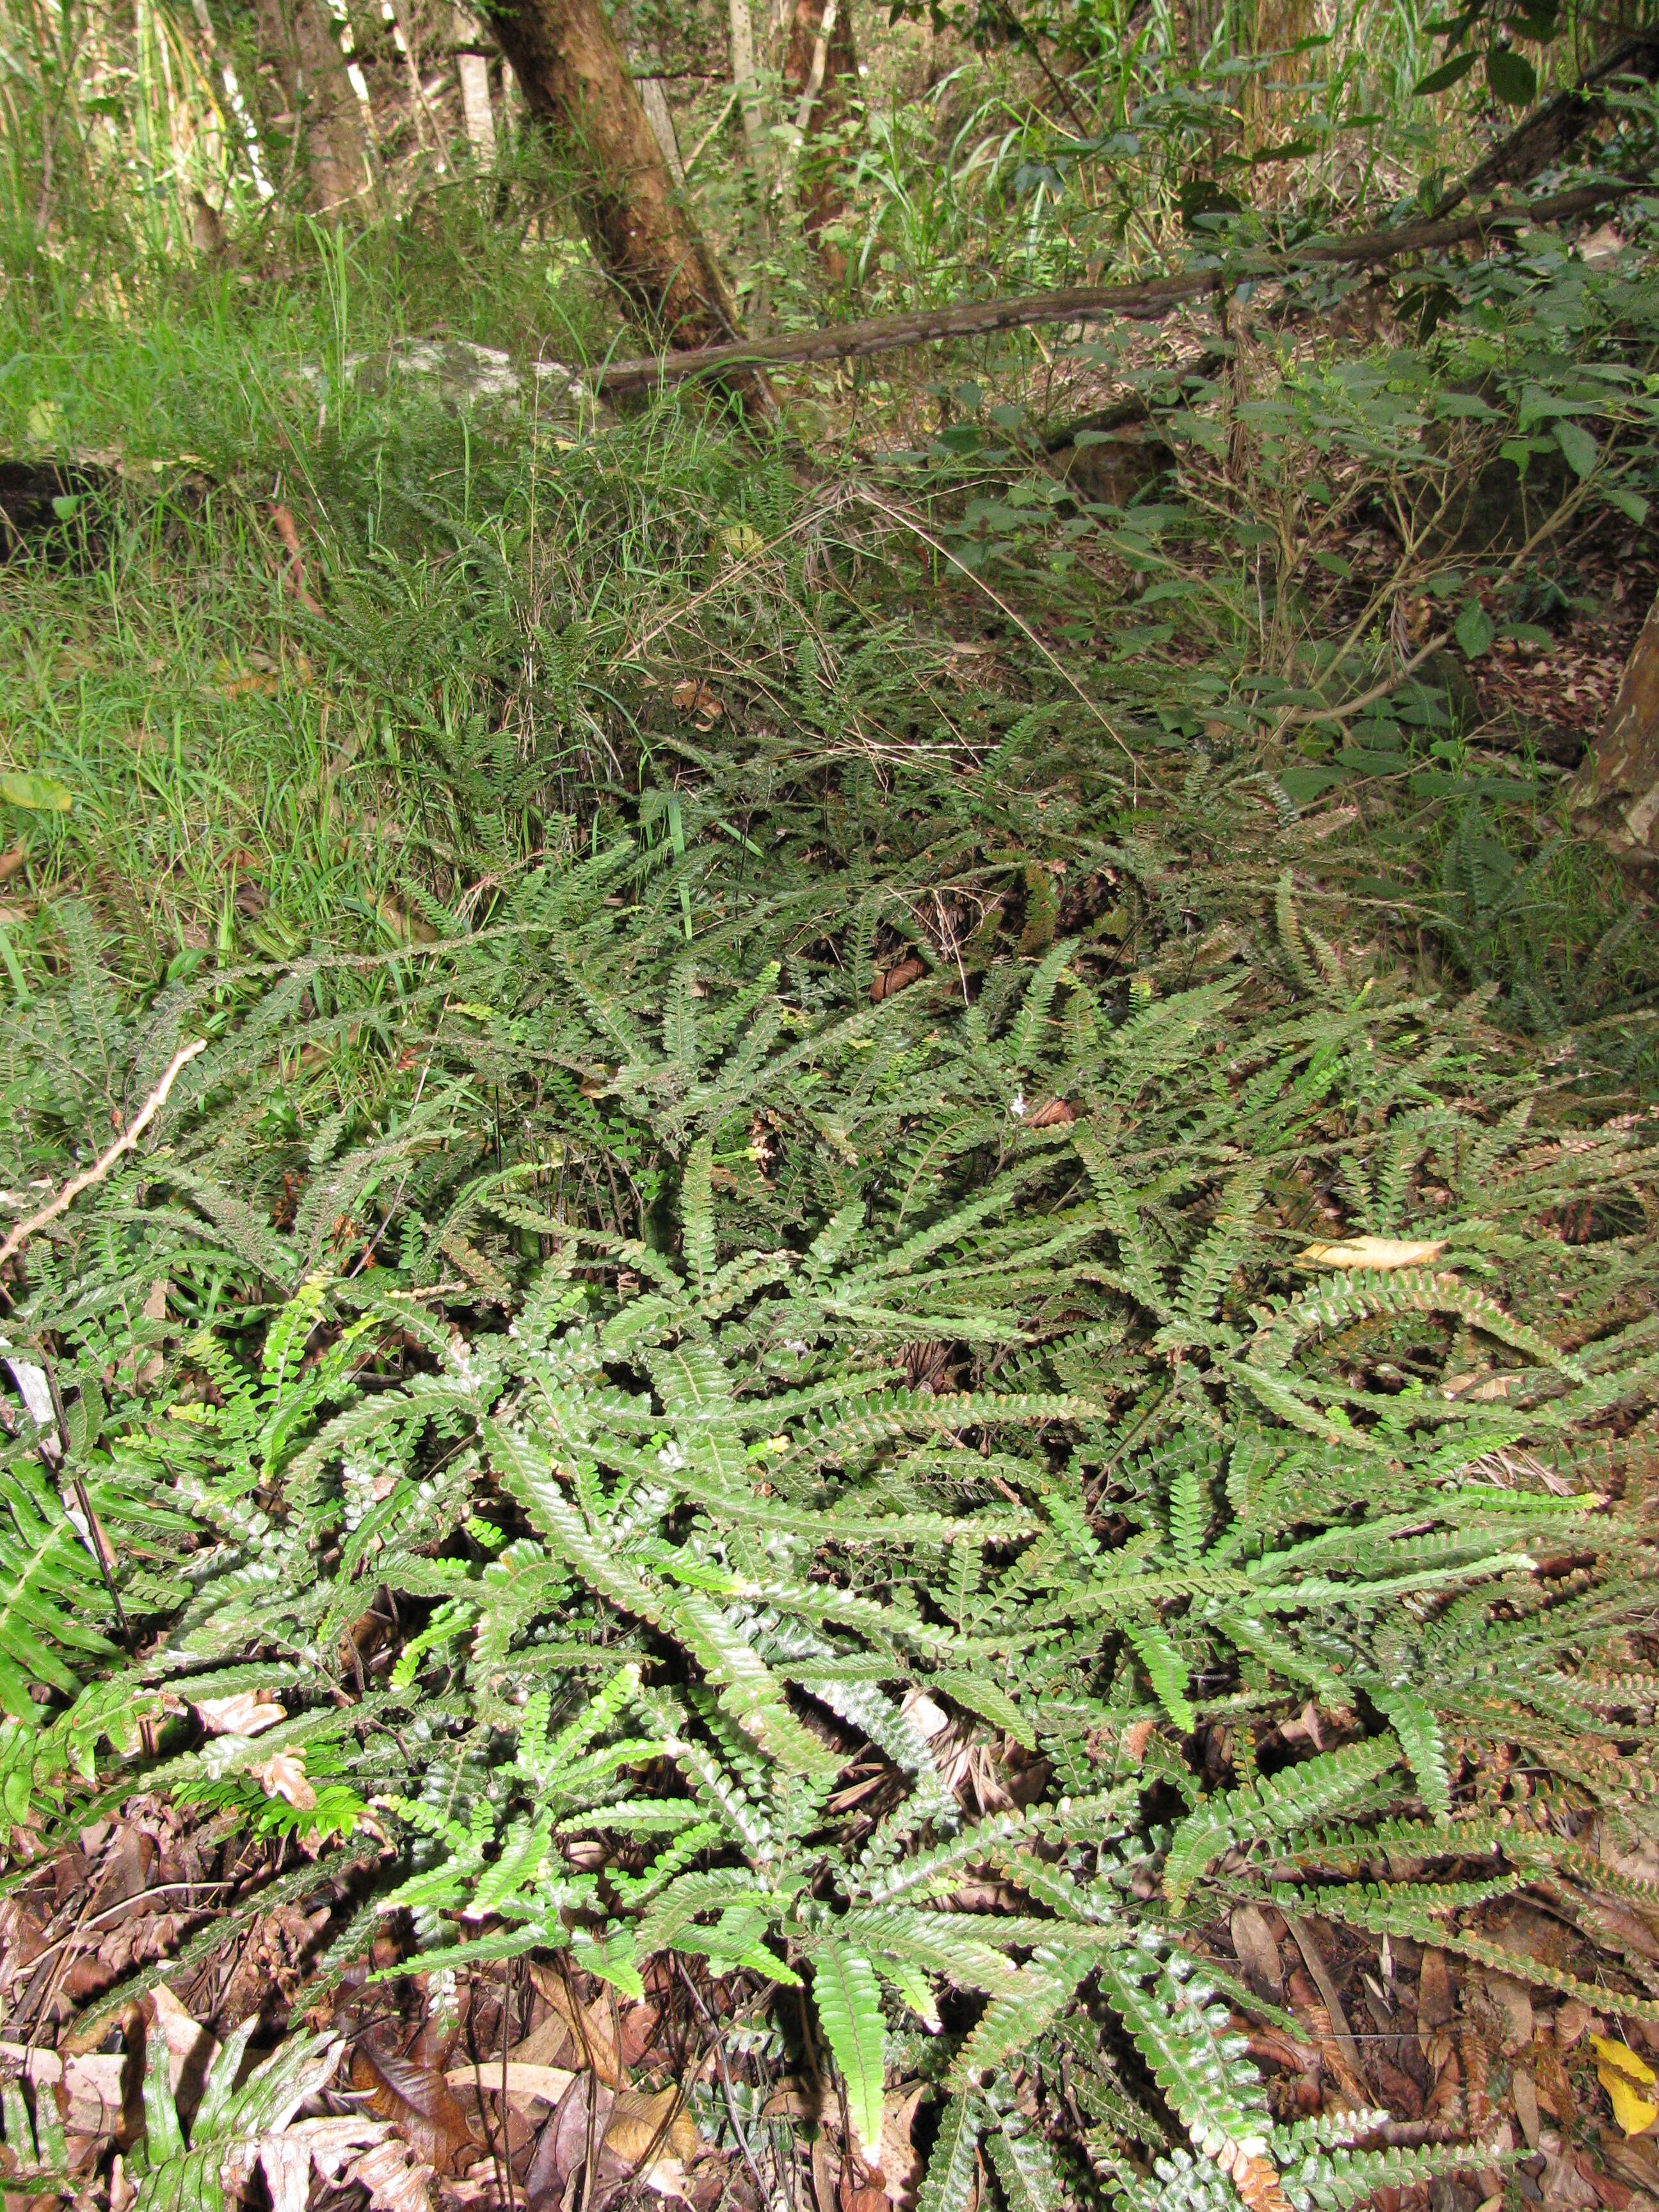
2;138;1659;2212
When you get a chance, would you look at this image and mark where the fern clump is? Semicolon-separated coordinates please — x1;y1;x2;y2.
1;845;1655;2211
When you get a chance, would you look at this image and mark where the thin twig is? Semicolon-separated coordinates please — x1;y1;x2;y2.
40;1353;132;1653
0;1039;207;1288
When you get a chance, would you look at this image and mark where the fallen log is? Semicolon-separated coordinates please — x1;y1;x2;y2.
591;180;1635;394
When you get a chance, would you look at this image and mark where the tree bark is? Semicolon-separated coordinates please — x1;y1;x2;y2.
1571;588;1659;864
634;65;685;184
781;0;858;262
255;0;375;212
483;0;762;381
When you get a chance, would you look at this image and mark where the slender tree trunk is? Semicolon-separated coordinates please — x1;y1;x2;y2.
1572;588;1659;864
727;0;771;191
780;0;856;265
255;0;375;211
483;0;762;376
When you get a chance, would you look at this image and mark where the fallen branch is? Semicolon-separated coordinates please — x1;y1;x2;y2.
594;180;1633;392
1434;33;1659;216
0;1039;207;1283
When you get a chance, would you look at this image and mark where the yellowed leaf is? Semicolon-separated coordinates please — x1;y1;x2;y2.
1594;2037;1659;2136
1297;1237;1448;1270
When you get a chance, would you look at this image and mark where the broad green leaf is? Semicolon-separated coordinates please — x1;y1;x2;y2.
1413;49;1478;92
1454;601;1494;659
1554;419;1598;479
0;773;71;813
1484;44;1536;102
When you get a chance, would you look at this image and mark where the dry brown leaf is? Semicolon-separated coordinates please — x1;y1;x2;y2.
1418;1946;1454;2032
348;2133;438;2212
1297;1237;1448;1269
148;1984;219;2117
1514;2065;1542;2151
508;2012;579;2069
1474;1969;1534;2052
351;2039;479;2176
670;680;724;723
0;847;26;883
0;2043;129;2137
878;2085;925;2210
445;2061;578;2106
1026;1098;1075;1128
1559;2000;1601;2052
249;1751;315;1811
607;2085;703;2168
1230;1905;1285;2001
1215;2143;1292;2212
195;1691;284;1738
812;2136;839;2212
527;2074;613;2210
253;2115;387;2212
870;957;924;1004
527;1960;625;2086
1121;1719;1156;1765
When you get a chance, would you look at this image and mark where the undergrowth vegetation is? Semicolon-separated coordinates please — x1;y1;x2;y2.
3;1;1659;2206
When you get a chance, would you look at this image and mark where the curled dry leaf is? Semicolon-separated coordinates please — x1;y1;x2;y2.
870;958;924;1004
255;2115;390;2212
1026;1098;1076;1128
351;2039;479;2176
606;2085;704;2168
670;679;724;724
348;2133;439;2212
1121;1718;1156;1765
445;2061;577;2107
250;1751;316;1810
195;1691;284;1738
1297;1236;1448;1269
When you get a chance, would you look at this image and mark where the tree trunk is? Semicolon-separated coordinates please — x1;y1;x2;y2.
727;0;771;191
483;0;762;379
781;0;857;264
632;54;685;185
1571;588;1659;863
255;0;375;212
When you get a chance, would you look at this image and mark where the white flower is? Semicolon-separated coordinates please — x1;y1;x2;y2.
1009;1091;1027;1118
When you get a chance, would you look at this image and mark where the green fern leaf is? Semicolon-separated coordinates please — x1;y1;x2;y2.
810;1942;888;2160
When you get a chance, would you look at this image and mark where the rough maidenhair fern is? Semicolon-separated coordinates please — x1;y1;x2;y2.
1;854;1655;2209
